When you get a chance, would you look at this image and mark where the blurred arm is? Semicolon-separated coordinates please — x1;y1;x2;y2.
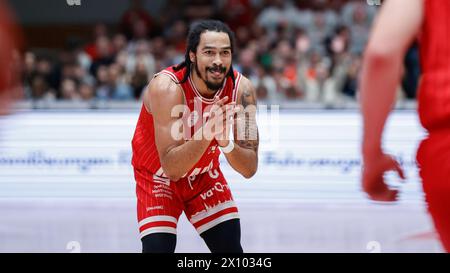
360;0;423;160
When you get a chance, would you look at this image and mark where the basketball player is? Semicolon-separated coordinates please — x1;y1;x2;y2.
361;0;450;252
131;20;259;253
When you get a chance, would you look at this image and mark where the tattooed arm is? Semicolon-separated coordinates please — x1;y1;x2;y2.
219;76;259;179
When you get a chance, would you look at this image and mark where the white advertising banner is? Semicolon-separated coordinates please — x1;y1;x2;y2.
0;109;426;202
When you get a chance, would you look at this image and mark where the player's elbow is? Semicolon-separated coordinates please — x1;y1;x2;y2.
164;170;182;182
242;166;257;179
166;173;182;182
364;43;401;65
160;162;182;182
242;171;256;179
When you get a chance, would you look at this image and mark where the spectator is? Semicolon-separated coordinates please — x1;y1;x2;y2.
325;25;352;100
259;67;283;104
257;0;302;41
23;51;36;78
89;36;114;77
219;0;256;31
95;65;110;100
164;20;188;56
341;1;375;54
79;81;95;101
183;0;217;22
96;64;133;101
306;12;334;54
120;0;154;40
342;54;361;98
108;63;133;100
151;36;171;70
402;43;420;99
130;60;150;99
126;39;155;78
236;47;258;80
112;33;128;55
84;23;109;60
60;78;80;101
28;72;56;101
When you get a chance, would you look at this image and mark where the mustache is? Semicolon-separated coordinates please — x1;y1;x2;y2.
206;66;227;74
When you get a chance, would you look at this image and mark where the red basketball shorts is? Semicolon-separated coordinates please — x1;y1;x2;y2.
134;167;239;239
417;129;450;252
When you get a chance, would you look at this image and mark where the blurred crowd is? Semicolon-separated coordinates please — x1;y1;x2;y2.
21;0;420;107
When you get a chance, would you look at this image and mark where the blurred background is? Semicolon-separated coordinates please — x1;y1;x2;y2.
9;0;421;108
0;0;441;253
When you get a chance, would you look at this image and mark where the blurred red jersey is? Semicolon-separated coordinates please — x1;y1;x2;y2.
131;65;242;178
416;0;450;252
0;0;22;115
417;0;450;131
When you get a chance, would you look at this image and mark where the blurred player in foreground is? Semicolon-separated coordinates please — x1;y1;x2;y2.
0;0;22;116
361;0;450;251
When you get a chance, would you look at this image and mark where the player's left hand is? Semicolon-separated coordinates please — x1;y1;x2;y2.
215;103;240;147
362;152;406;202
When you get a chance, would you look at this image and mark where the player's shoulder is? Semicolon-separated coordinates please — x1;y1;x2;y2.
144;71;184;110
235;74;256;102
236;74;254;91
149;72;179;93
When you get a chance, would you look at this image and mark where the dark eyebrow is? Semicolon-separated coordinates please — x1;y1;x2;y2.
202;46;232;50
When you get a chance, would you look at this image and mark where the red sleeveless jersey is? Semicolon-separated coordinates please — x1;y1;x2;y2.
418;0;450;131
131;65;242;178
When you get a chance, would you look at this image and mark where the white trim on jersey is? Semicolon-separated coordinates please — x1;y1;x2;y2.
152;69;167;78
155;167;167;177
189;200;237;224
153;169;170;185
188;74;226;104
140;227;177;238
139;215;178;228
156;70;179;83
196;212;240;234
232;72;242;103
153;176;171;186
154;69;188;106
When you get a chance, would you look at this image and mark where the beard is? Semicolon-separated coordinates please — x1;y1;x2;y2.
194;61;227;92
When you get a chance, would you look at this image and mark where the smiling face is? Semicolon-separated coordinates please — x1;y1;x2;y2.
190;31;232;92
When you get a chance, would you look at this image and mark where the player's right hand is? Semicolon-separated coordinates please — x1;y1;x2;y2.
203;96;239;141
361;153;406;202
